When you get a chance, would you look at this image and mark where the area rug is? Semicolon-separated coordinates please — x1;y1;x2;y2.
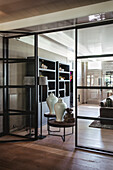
89;120;113;130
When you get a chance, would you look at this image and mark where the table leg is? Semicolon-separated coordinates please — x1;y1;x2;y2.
47;118;50;135
63;127;65;142
47;118;48;131
72;126;73;134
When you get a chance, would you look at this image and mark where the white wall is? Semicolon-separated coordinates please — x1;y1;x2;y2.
39;48;67;63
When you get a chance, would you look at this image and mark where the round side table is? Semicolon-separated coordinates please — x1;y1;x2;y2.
48;119;75;142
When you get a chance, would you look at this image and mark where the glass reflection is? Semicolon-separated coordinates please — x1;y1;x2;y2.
78;119;113;151
78;24;113;56
77;59;113;87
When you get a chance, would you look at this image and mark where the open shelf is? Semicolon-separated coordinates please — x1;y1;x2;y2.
39;57;56;101
59;71;70;74
48;80;56;82
26;58;70;104
48;89;56;92
59;89;65;91
56;61;70;103
59;80;70;82
39;58;56;71
39;68;55;72
59;63;70;72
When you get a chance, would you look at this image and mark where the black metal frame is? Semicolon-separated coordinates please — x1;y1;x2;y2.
34;34;38;139
0;32;38;142
3;37;9;135
76;20;113;156
1;18;113;155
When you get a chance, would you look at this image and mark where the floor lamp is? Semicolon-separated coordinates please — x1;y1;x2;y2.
38;76;48;139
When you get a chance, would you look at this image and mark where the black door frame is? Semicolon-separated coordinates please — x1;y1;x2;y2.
1;32;37;142
76;20;113;156
1;19;113;155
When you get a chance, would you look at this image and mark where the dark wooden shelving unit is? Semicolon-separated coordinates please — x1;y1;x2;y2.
39;57;56;100
56;61;70;107
26;58;70;126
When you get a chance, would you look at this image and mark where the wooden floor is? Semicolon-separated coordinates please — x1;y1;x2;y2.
1;140;113;170
0;104;113;169
78;104;113;151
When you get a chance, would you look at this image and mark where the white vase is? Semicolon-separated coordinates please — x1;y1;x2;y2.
54;98;67;122
46;93;58;114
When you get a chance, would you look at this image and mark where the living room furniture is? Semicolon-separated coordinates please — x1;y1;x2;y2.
56;61;70;107
100;95;113;124
26;57;71;126
100;107;113;124
39;58;56;101
48;119;75;142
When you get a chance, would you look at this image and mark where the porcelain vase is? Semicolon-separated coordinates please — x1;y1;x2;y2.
54;98;67;122
46;93;58;114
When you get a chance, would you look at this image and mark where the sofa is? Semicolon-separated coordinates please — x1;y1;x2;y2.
100;95;113;124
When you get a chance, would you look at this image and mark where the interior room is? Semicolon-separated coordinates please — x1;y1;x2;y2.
1;0;113;169
1;21;113;151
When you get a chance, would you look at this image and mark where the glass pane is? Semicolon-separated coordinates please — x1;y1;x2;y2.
9;88;26;111
8;35;35;86
78;102;100;118
78;119;113;152
9;61;35;86
9;62;26;85
9;115;35;138
9;35;34;59
38;30;75;63
38;29;75;107
77;58;113;87
78;24;113;56
77;89;113;118
9;88;35;111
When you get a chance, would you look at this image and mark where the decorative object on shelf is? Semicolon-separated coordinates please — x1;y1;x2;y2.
41;63;48;69
40;75;44;77
46;93;58;114
54;98;67;122
23;76;35;85
59;67;64;72
64;108;74;123
38;76;48;139
59;76;65;80
59;67;62;71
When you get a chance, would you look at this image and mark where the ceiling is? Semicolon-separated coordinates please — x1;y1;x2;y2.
0;0;110;23
19;23;113;62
